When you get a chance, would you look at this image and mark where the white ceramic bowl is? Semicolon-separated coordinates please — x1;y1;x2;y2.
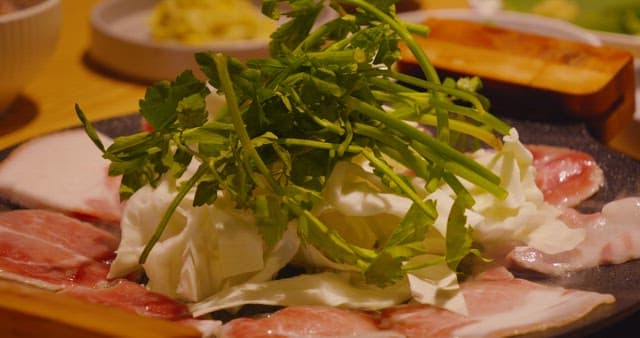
89;0;275;83
89;0;336;83
0;0;61;113
399;9;602;46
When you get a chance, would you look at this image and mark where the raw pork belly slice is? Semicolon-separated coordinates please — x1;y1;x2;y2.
58;280;192;320
0;209;119;262
379;267;614;338
220;306;403;338
0;129;123;223
0;225;110;290
527;144;603;207
59;280;222;336
509;197;640;275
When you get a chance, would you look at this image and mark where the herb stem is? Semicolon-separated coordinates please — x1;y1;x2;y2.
279;138;362;153
214;53;281;194
339;0;440;84
388;71;511;135
418;115;502;149
139;164;208;264
347;96;506;197
284;197;375;268
361;149;437;220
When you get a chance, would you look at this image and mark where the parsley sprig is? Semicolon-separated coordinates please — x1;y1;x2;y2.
78;0;509;286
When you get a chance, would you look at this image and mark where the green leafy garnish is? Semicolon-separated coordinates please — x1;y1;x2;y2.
77;0;510;287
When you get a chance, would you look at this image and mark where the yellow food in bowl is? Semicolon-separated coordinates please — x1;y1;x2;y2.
150;0;276;45
531;0;579;22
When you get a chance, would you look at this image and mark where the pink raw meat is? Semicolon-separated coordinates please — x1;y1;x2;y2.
218;268;613;338
509;197;640;275
0;209;119;262
527;144;604;207
0;129;123;223
220;306;402;338
379;267;614;338
59;280;222;336
0;226;110;289
58;280;192;320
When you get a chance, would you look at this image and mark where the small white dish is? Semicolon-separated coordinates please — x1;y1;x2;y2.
0;0;61;114
88;0;275;83
399;8;602;46
594;30;640;58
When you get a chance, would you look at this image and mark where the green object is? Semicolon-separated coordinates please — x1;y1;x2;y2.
77;0;511;287
503;0;640;35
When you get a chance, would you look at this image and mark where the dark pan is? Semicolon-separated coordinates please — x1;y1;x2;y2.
1;114;639;337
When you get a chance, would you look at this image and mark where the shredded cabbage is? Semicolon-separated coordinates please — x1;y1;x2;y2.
109;128;584;316
467;129;585;255
109;175;299;302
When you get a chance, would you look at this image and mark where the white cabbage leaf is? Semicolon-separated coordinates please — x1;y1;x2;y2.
108;175;299;302
190;271;410;317
466;129;585;255
109;129;584;317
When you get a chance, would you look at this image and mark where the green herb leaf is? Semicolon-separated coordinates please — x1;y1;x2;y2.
255;194;289;247
267;0;325;56
75;104;106;153
176;93;208;128
194;180;218;207
78;0;513;286
385;202;434;248
140;70;208;130
364;251;403;286
445;196;473;271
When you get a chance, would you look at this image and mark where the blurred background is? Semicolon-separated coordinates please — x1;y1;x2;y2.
0;0;639;159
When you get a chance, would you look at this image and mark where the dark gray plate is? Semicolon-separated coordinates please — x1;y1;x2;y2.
486;118;640;338
1;114;639;337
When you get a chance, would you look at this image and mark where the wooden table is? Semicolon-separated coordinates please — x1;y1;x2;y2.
0;1;201;337
0;0;146;150
0;0;639;337
0;279;202;338
1;0;639;158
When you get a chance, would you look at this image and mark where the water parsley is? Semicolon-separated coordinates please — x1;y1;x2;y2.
77;0;510;287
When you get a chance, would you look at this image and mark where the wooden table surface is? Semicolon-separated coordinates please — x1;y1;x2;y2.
0;1;200;337
0;0;147;150
0;1;639;337
1;0;639;158
0;279;202;338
